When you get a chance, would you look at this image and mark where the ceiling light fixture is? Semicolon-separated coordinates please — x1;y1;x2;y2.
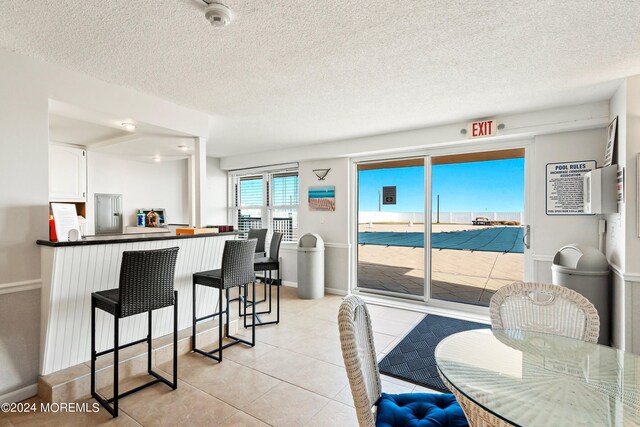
121;122;136;131
152;156;161;162
178;145;189;151
203;1;234;27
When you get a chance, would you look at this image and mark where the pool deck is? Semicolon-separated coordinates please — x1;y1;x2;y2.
357;223;523;306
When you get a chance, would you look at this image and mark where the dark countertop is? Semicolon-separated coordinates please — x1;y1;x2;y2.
37;231;241;247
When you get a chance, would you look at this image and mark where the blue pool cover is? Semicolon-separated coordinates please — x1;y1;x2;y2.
358;227;524;253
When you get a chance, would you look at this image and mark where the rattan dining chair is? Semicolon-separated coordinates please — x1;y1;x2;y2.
489;281;600;343
91;246;179;418
338;295;468;427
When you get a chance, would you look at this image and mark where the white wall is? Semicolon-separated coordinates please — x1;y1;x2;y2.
86;152;189;233
607;81;627;349
531;129;606;258
206;157;228;226
605;76;640;353
0;50;49;399
0;47;211;400
278;158;352;294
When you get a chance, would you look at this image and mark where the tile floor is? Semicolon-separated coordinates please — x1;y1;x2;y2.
0;286;437;427
357;223;523;306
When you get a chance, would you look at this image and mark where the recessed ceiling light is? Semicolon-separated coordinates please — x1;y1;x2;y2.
121;122;136;131
178;145;189;151
152;156;161;162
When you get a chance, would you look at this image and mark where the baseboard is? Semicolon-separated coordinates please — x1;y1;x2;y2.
281;281;298;288
325;287;348;296
0;383;38;404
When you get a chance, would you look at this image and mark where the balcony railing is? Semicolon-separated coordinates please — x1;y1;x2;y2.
237;217;296;242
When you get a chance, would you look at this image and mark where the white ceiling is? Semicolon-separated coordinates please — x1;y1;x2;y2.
49;114;195;162
3;1;640;157
49;115;128;146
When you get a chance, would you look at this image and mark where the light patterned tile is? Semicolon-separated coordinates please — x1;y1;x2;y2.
244;382;328;427
117;380;237;426
305;400;358;427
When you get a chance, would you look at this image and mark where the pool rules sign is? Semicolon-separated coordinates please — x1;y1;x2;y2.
546;160;596;215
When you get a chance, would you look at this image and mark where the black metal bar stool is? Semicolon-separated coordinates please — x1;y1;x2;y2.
192;238;257;362
91;246;179;418
242;232;283;327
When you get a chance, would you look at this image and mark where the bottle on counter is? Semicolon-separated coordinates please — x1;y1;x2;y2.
137;211;145;227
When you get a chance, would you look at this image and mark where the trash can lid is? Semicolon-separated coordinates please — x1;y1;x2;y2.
552;244;609;272
298;233;325;249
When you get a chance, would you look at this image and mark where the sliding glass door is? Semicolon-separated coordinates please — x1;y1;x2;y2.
429;149;525;306
355;148;527;308
356;159;425;299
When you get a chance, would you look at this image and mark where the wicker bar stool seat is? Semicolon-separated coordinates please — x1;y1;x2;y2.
192;238;258;362
91;246;179;418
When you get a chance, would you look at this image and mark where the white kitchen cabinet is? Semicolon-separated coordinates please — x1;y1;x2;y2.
49;144;87;202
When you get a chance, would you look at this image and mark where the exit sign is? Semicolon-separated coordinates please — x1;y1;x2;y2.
467;119;496;139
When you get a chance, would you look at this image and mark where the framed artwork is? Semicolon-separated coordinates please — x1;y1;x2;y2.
308;186;335;211
604;117;618;167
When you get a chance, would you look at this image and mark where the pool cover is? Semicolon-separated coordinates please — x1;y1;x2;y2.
358;227;524;253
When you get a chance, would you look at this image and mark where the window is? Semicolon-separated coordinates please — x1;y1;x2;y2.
231;166;299;243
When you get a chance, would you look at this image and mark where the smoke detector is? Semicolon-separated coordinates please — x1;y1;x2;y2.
204;2;234;27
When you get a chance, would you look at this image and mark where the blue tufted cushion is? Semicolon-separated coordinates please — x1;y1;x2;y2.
375;393;469;427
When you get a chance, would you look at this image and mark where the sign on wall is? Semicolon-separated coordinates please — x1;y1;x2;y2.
546;161;596;215
382;186;396;205
467;119;496;139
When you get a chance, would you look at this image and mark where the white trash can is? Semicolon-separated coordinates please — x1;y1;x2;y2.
551;244;610;345
297;233;325;299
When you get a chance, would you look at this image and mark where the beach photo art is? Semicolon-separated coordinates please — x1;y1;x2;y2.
309;186;335;211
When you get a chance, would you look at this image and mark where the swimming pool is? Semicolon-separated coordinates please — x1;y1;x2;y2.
358;226;524;253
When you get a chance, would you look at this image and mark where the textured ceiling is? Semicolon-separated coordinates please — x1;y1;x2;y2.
2;1;640;156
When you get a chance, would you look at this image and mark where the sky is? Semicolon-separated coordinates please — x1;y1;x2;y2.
358;158;525;212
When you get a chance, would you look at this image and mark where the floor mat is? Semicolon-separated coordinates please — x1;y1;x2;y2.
358;227;524;253
378;314;490;392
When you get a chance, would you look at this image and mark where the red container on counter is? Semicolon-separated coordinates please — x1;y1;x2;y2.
49;215;58;242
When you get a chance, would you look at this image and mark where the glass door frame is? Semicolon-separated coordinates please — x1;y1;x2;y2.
351;139;534;314
352;155;428;302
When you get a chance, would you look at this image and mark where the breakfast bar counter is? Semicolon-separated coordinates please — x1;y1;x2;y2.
37;231;241;375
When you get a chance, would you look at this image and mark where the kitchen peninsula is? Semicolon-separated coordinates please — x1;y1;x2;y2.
37;231;240;375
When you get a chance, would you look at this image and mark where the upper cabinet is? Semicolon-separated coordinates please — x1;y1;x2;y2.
49;144;87;202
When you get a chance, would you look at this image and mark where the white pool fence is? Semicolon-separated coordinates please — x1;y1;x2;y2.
358;211;524;224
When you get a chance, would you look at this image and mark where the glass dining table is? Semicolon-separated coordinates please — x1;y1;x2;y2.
435;329;640;426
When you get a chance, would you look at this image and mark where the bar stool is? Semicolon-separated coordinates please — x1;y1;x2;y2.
192;239;257;362
91;246;179;418
245;232;283;327
248;228;268;258
230;228;267;304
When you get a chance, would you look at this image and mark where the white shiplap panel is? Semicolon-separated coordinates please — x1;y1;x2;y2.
40;235;238;374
